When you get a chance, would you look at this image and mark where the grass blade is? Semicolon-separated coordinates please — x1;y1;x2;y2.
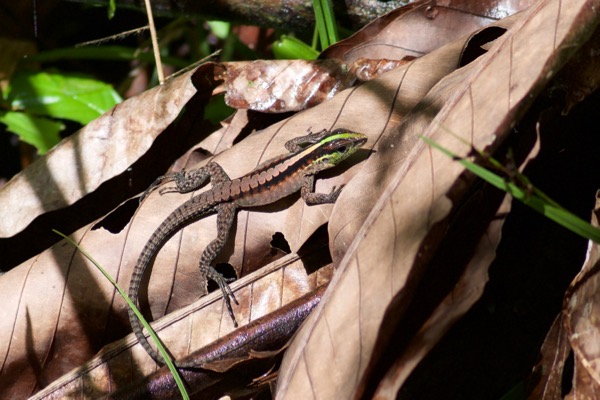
53;230;190;399
421;136;600;244
313;0;329;49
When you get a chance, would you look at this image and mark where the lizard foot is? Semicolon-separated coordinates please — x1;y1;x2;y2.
327;184;345;202
139;173;182;202
139;175;167;203
208;267;239;327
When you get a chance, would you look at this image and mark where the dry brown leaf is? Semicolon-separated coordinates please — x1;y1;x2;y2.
563;194;600;398
368;194;512;397
2;48;420;393
113;284;328;399
528;314;571;400
27;257;330;399
0;63;226;270
0;70;197;237
276;0;599;398
218;0;536;115
328;12;518;263
0;114;360;397
0;8;510;399
222;59;357;112
529;193;600;399
322;0;536;62
2;0;594;397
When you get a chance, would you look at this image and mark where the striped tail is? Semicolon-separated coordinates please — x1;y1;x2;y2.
127;197;216;366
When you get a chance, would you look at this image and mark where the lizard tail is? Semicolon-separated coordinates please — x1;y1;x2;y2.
127;232;170;366
128;198;215;366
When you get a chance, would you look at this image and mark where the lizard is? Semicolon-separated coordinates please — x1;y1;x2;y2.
128;128;368;367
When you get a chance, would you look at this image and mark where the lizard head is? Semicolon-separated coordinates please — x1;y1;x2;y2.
306;129;368;173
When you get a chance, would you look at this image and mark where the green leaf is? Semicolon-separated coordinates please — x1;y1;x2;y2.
6;71;122;125
321;0;338;45
273;35;319;60
204;94;234;125
207;20;231;40
108;0;116;18
0;111;63;154
312;0;338;49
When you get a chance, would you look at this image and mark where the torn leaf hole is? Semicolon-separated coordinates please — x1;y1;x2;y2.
460;26;507;67
270;231;291;255
297;223;332;275
91;197;140;233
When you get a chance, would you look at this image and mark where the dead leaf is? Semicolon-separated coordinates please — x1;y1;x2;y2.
528;192;600;399
528;314;571;400
1;0;596;398
0;63;223;269
218;0;537;116
28;258;329;399
222;59;357;112
0;69;196;237
554;26;600;114
563;194;600;398
0;114;357;397
0;10;507;400
321;0;535;62
363;193;511;398
276;0;599;398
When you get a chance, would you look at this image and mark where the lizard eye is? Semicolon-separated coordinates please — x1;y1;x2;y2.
337;146;347;153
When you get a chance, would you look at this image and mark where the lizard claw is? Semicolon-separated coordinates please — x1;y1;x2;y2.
139;175;166;203
139;173;183;203
208;267;239;327
157;172;187;195
158;185;180;195
328;184;345;202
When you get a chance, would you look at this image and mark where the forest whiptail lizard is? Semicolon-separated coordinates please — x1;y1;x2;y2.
129;128;367;367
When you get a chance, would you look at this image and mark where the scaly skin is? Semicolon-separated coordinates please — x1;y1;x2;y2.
129;129;367;367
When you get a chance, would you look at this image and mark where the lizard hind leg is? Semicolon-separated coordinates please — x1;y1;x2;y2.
160;161;232;195
200;202;240;327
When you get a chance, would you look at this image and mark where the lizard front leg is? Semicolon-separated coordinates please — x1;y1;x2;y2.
301;175;344;205
200;202;239;326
